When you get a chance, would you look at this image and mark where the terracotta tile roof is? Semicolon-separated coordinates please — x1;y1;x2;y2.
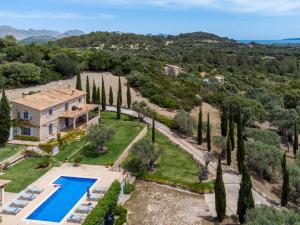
11;86;86;111
60;104;98;118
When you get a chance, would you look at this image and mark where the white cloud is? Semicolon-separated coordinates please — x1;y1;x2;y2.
0;11;116;19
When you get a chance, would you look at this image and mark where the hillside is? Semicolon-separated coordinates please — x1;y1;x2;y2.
19;35;58;44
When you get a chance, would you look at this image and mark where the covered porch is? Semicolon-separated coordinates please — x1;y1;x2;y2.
59;104;99;132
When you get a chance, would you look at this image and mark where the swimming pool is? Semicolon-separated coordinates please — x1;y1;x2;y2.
27;176;97;223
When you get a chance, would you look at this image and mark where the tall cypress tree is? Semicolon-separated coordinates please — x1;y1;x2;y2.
101;76;106;111
96;87;100;104
117;79;121;120
220;105;228;137
207;113;211;152
118;76;122;105
197;106;203;145
109;86;114;106
293;121;298;158
236;106;245;174
281;152;290;207
152;116;155;144
76;73;82;90
229;105;235;150
92;80;97;104
226;132;232;166
215;156;226;222
237;165;255;224
0;90;11;146
86;76;90;104
127;83;132;109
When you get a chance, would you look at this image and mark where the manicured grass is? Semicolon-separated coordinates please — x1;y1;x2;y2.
69;111;145;165
124;128;199;184
0;144;24;162
0;158;56;192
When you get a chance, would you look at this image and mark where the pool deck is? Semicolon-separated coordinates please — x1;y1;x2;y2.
0;163;124;225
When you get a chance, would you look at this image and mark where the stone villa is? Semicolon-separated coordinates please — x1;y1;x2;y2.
164;64;184;76
11;85;99;141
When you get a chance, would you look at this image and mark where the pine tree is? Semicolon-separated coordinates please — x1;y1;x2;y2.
86;76;90;104
76;73;82;90
229;105;235;150
0;90;11;146
109;86;113;106
101;76;106;111
220;105;228;137
281;152;289;207
127;83;132;109
118;76;122;105
197;106;203;145
215;156;226;222
92;80;97;104
226;132;231;166
293;121;298;158
237;165;255;224
236;106;245;174
152;116;155;143
96;87;100;104
207;113;211;152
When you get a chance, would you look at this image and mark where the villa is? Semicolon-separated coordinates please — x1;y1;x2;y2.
164;64;185;76
11;85;99;142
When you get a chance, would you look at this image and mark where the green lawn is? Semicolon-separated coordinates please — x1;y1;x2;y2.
0;144;24;162
69;111;145;165
0;158;56;192
124;128;199;184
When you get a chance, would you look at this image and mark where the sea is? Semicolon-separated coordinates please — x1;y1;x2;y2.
239;40;300;45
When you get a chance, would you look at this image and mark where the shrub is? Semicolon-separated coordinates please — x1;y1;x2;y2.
245;128;281;148
153;113;178;130
174;110;196;135
114;205;127;225
139;173;214;194
123;183;135;194
289;163;300;203
14;135;39;142
74;157;82;164
83;181;121;225
35;158;50;169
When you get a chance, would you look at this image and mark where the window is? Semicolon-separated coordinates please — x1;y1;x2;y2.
49;123;53;135
65;103;69;112
21;127;31;136
78;97;82;103
23;111;29;119
48;108;53;116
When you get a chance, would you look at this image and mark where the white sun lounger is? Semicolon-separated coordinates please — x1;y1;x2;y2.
92;187;107;194
26;185;44;194
10;197;28;208
67;214;84;223
75;205;93;214
19;191;36;201
1;204;21;215
88;193;103;201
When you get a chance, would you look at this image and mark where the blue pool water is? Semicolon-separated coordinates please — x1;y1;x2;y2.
27;176;97;223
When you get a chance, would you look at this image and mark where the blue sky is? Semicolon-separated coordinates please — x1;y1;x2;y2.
1;0;300;39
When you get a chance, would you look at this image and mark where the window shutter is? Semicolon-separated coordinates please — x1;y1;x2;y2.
30;128;34;136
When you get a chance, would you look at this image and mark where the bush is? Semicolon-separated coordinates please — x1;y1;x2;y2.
83;181;121;225
14;135;39;142
74;157;82;164
245;128;281;148
174;110;196;135
123;183;135;194
114;205;127;225
139;173;214;194
35;158;50;169
289;163;300;203
153;113;178;130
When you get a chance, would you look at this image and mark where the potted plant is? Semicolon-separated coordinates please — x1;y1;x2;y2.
74;157;82;167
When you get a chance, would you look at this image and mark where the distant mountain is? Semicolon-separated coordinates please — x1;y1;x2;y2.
19;35;58;45
0;25;84;40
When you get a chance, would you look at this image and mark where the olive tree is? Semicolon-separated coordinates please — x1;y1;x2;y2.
174;110;196;136
86;125;115;152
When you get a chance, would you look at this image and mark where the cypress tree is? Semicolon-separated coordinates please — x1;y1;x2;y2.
281;152;290;207
197;106;203;145
220;105;228;137
229;105;235;150
92;80;97;104
207;113;211;152
117;79;121;120
127;83;132;109
0;90;11;146
101;76;106;111
86;76;90;104
76;73;82;90
118;76;122;105
96;87;100;104
215;156;226;222
226;132;231;166
152;116;155;143
109;86;113;106
236;106;245;174
237;165;255;224
293;121;298;158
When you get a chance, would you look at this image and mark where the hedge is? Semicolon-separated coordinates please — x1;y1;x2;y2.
114;205;127;225
153;112;178;130
83;181;121;225
140;173;214;194
14;135;40;142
